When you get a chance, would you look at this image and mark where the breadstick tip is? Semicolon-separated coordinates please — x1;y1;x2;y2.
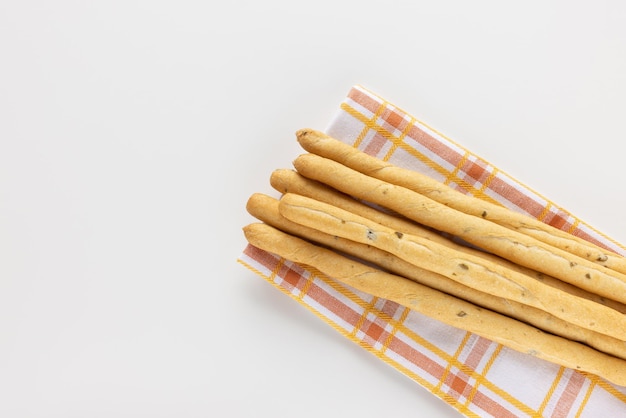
242;222;270;247
296;128;327;148
292;153;316;171
278;192;299;207
242;223;256;241
292;154;304;170
269;168;294;193
296;129;313;148
295;128;315;138
246;193;271;216
245;193;260;215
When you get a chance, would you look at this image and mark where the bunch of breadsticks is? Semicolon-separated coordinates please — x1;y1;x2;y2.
242;128;626;387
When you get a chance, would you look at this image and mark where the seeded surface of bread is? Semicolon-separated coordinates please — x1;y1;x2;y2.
296;128;626;273
269;169;626;313
278;192;626;342
242;222;626;387
246;193;626;360
292;153;626;305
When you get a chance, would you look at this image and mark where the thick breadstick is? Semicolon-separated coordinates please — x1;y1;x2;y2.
278;192;626;341
270;168;450;245
243;222;626;387
246;193;626;360
292;153;626;305
296;128;626;272
270;169;626;313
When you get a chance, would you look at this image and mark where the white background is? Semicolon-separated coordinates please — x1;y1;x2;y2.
2;1;626;417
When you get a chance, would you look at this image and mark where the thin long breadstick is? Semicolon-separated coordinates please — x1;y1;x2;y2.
270;169;626;313
296;128;626;272
292;153;626;305
243;222;626;387
278;192;626;341
246;192;626;360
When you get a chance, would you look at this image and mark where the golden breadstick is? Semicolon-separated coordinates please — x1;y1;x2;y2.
270;168;450;244
246;192;626;360
243;222;626;387
296;128;626;272
270;169;626;313
278;192;626;341
292;153;626;305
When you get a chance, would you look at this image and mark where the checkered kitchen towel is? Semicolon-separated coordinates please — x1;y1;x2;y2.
238;85;626;417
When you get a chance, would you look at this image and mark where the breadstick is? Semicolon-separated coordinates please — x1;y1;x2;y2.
270;169;626;313
292;153;626;305
278;192;626;341
270;168;450;245
246;192;626;359
296;129;626;272
243;222;626;387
